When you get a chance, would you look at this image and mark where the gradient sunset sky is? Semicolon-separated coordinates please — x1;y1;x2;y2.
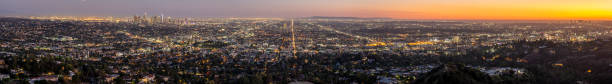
1;0;611;20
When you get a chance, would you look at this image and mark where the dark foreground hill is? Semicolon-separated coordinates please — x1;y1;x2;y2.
412;64;493;84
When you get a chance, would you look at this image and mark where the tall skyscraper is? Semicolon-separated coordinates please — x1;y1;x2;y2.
150;16;159;24
143;12;149;24
132;16;140;24
161;13;164;23
143;12;148;19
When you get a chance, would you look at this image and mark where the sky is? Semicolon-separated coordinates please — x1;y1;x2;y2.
1;0;611;20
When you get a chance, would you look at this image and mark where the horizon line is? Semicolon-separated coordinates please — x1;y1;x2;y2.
2;15;611;21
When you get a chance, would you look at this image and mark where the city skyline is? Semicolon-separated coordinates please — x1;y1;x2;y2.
1;0;611;20
3;1;612;83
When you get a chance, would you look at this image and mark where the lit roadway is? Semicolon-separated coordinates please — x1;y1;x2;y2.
313;23;378;42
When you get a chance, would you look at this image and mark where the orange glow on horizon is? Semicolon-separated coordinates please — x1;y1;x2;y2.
388;8;612;20
358;0;612;20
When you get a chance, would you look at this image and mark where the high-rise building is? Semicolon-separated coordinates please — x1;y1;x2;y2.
132;16;140;24
152;16;160;24
161;13;164;23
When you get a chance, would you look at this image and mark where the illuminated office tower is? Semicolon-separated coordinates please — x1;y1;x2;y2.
142;12;149;24
161;13;164;23
147;15;155;24
184;18;189;25
143;12;148;20
132;16;140;24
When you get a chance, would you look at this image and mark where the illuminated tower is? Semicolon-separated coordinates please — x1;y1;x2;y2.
143;12;148;19
143;12;149;24
184;18;188;25
133;16;140;24
161;13;164;23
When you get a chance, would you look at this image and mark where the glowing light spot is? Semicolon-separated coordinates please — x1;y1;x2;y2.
553;63;564;67
407;41;435;46
366;42;387;46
